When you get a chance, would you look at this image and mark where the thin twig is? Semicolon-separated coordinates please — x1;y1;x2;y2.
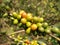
8;30;25;36
7;30;25;40
49;34;60;41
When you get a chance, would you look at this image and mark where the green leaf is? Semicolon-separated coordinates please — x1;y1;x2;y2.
51;38;59;45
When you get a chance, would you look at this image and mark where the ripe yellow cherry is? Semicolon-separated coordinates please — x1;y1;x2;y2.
27;13;33;21
21;18;27;24
26;22;31;27
26;28;31;34
20;10;27;18
17;15;21;19
31;24;37;31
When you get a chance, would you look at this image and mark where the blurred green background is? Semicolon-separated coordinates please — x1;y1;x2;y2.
0;0;60;25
